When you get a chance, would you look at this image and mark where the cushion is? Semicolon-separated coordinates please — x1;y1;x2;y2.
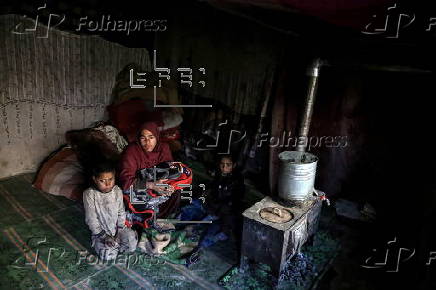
33;147;86;201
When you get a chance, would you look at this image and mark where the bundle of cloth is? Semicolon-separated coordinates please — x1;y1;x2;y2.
123;161;193;229
137;225;200;266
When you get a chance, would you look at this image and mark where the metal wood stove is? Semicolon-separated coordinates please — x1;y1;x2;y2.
240;195;322;283
239;58;325;285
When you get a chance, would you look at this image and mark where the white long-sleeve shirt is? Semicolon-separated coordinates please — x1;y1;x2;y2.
83;185;126;237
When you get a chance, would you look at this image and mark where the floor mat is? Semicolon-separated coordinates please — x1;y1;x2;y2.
2;171;343;289
0;174;240;289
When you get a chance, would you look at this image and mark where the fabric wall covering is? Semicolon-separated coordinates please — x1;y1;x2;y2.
0;14;150;178
154;8;280;118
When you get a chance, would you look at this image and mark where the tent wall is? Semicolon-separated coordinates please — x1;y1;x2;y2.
154;3;281;118
0;15;150;178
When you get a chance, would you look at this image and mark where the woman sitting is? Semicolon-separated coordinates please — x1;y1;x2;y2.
119;122;181;219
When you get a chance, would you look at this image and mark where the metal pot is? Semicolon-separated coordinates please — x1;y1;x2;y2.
278;151;318;202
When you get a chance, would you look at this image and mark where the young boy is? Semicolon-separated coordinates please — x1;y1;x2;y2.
205;155;245;240
83;161;137;261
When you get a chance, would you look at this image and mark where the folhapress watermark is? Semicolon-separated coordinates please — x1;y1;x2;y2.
256;131;348;151
76;16;167;35
9;236;167;272
76;250;166;269
361;237;436;272
11;3;167;38
192;120;348;154
362;3;436;39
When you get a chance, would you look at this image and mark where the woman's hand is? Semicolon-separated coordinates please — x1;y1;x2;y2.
156;179;175;196
146;179;175;196
159;186;175;196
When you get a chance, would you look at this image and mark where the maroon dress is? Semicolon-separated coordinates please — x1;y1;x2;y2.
119;122;180;218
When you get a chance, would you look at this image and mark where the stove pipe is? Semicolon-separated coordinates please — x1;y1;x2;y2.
296;58;323;152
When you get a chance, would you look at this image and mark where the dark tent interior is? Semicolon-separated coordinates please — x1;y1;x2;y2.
1;0;436;289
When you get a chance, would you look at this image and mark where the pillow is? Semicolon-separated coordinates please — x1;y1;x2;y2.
33;147;86;201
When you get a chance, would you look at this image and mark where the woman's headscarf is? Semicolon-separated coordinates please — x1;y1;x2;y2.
119;121;173;191
137;121;162;152
135;121;172;168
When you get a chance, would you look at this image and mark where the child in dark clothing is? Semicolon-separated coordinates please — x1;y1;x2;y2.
205;155;245;240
